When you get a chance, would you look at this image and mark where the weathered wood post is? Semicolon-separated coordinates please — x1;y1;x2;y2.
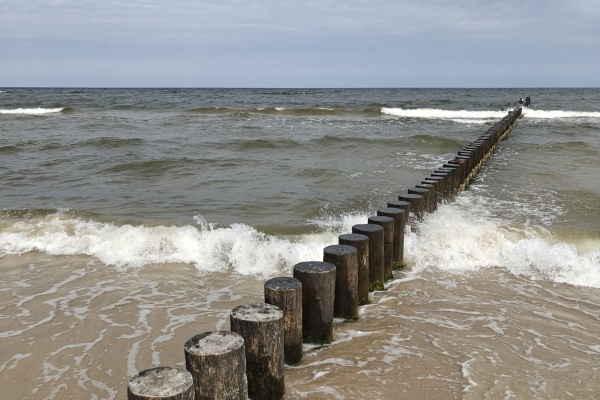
421;180;440;210
415;183;435;212
377;207;405;269
435;167;457;198
408;187;430;214
431;172;450;201
367;215;394;281
292;261;336;344
184;332;247;400
128;366;194;400
443;162;462;191
352;224;384;291
324;244;359;320
387;199;410;217
398;193;424;226
339;233;370;306
230;303;285;400
264;277;303;365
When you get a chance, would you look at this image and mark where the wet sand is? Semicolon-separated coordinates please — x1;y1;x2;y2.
2;253;599;399
287;269;600;399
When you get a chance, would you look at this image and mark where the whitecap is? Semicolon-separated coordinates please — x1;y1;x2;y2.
0;107;64;115
381;107;507;120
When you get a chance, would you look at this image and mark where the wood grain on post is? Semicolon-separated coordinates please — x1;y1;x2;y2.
352;224;384;291
324;244;359;320
184;332;247;400
292;261;336;344
398;193;424;226
230;303;285;400
339;233;370;306
367;216;394;281
128;366;194;400
377;207;405;267
264;277;303;365
421;180;440;209
416;183;435;212
431;172;450;201
408;187;430;213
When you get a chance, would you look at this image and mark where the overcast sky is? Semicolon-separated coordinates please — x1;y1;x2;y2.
1;0;598;87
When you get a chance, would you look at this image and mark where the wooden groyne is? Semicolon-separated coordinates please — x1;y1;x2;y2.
127;107;523;399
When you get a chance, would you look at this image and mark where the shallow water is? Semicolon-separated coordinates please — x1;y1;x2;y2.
1;88;599;399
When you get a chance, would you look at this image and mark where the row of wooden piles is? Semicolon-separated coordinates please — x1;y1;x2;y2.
127;107;523;400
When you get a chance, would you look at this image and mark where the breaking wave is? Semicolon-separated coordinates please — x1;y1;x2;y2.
0;107;66;115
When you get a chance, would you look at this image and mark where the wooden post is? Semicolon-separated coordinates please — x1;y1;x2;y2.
387;200;410;217
377;207;405;267
431;172;450;201
184;331;247;400
264;277;303;365
352;223;384;291
421;180;440;209
367;216;394;281
230;303;285;400
292;261;336;344
339;233;370;306
324;244;359;320
398;193;424;226
408;187;430;213
128;366;194;400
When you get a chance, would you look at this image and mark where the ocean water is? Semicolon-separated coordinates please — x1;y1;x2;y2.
1;88;599;399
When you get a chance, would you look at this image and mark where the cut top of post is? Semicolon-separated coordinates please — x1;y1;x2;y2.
230;303;283;323
339;233;369;243
128;367;193;398
293;261;336;275
398;193;422;201
184;331;244;356
352;223;384;234
324;244;357;256
265;277;302;292
377;207;404;217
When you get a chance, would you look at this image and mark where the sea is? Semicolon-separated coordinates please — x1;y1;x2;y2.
1;88;599;399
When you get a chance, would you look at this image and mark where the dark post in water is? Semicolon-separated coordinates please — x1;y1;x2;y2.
264;277;303;365
230;303;285;400
184;331;247;400
292;261;336;344
324;244;359;320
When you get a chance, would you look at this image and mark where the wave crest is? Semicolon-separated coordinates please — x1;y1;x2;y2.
0;107;65;115
405;204;600;288
0;212;330;278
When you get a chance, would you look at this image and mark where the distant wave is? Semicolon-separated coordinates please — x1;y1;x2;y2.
381;107;507;122
522;109;600;119
83;137;145;148
0;107;65;115
0;144;20;154
381;107;600;122
187;106;381;117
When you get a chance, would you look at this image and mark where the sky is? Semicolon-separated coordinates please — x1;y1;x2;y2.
1;0;599;88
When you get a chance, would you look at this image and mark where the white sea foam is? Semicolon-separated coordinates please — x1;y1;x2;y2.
381;107;507;120
521;109;600;119
1;202;598;287
0;107;64;114
404;202;600;288
0;212;336;278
